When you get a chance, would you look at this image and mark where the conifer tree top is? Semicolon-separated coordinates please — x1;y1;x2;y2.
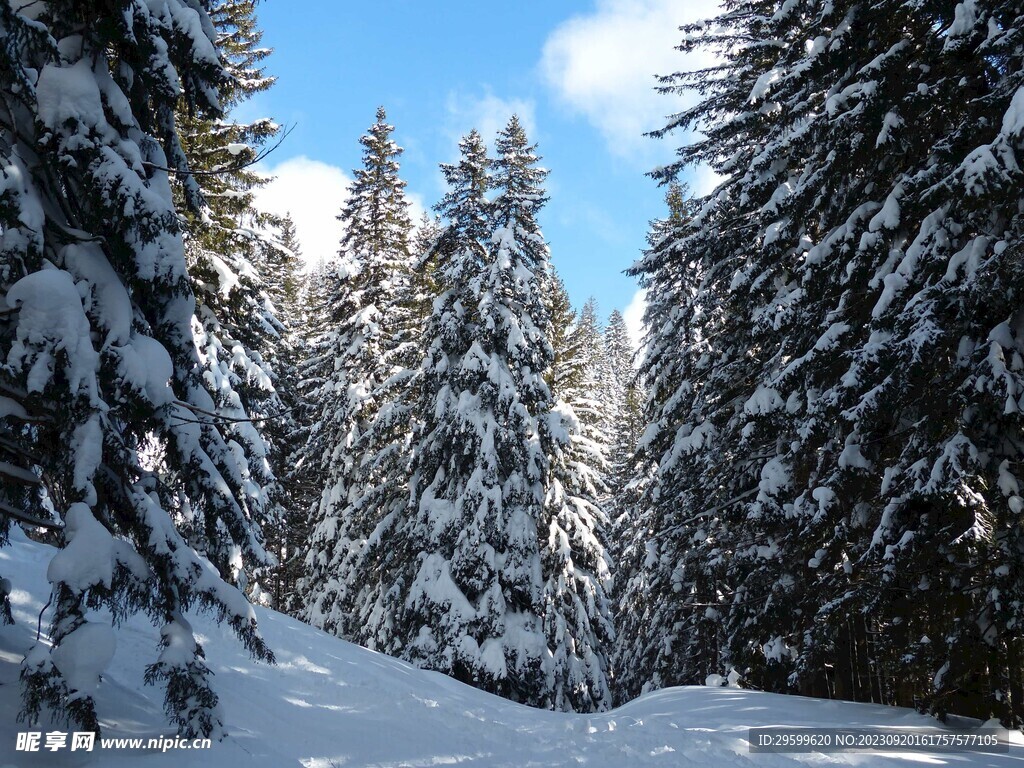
492;116;549;227
338;106;412;266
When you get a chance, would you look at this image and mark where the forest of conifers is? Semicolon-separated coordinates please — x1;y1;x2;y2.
0;0;1022;739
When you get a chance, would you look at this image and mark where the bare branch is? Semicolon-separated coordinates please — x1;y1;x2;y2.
171;400;299;426
143;124;295;178
0;500;62;530
0;461;40;486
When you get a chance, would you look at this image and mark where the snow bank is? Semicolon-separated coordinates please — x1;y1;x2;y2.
0;529;1019;767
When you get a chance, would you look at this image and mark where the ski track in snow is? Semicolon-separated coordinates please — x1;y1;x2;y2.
0;529;1020;767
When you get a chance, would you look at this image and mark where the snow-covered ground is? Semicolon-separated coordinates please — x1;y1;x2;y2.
0;528;1020;768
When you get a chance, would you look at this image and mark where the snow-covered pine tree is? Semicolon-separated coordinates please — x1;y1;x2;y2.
545;269;582;396
292;258;354;545
0;0;273;736
613;182;715;702
603;309;642;494
270;214;305;312
493;121;614;712
599;307;644;617
626;0;1024;724
369;120;614;711
301;107;416;638
410;212;443;329
372;127;555;700
543;283;616;712
259;213;307;610
574;299;616;486
173;0;290;590
604;310;633;385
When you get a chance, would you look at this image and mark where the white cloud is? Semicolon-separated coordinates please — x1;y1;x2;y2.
406;190;429;224
445;91;537;148
253;156;351;270
541;0;720;161
692;163;725;197
622;288;648;353
253;155;427;270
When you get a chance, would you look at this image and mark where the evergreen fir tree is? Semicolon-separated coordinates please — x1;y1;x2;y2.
493;121;614;712
603;309;642;494
172;0;291;588
599;307;643;607
377;128;555;700
545;270;583;398
0;0;273;736
544;287;616;712
271;214;305;312
260;213;308;610
292;258;355;554
410;212;443;328
366;120;614;711
575;299;617;485
301;107;416;638
614;183;706;701
623;0;1024;725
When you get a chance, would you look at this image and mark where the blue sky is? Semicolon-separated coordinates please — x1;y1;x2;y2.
250;0;720;337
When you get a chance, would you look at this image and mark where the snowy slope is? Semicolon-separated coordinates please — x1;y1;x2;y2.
0;528;1019;768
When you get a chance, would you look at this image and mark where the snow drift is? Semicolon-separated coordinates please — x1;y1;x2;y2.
0;528;1019;767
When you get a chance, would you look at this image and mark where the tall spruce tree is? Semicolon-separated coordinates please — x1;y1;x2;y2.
301;107;416;638
621;0;1024;725
364;121;613;711
173;0;293;591
614;183;706;701
0;0;273;736
600;307;644;607
260;213;307;610
545;270;583;397
575;299;616;488
544;286;616;712
292;258;354;566
493;121;614;711
410;212;443;326
604;309;642;494
378;127;555;701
